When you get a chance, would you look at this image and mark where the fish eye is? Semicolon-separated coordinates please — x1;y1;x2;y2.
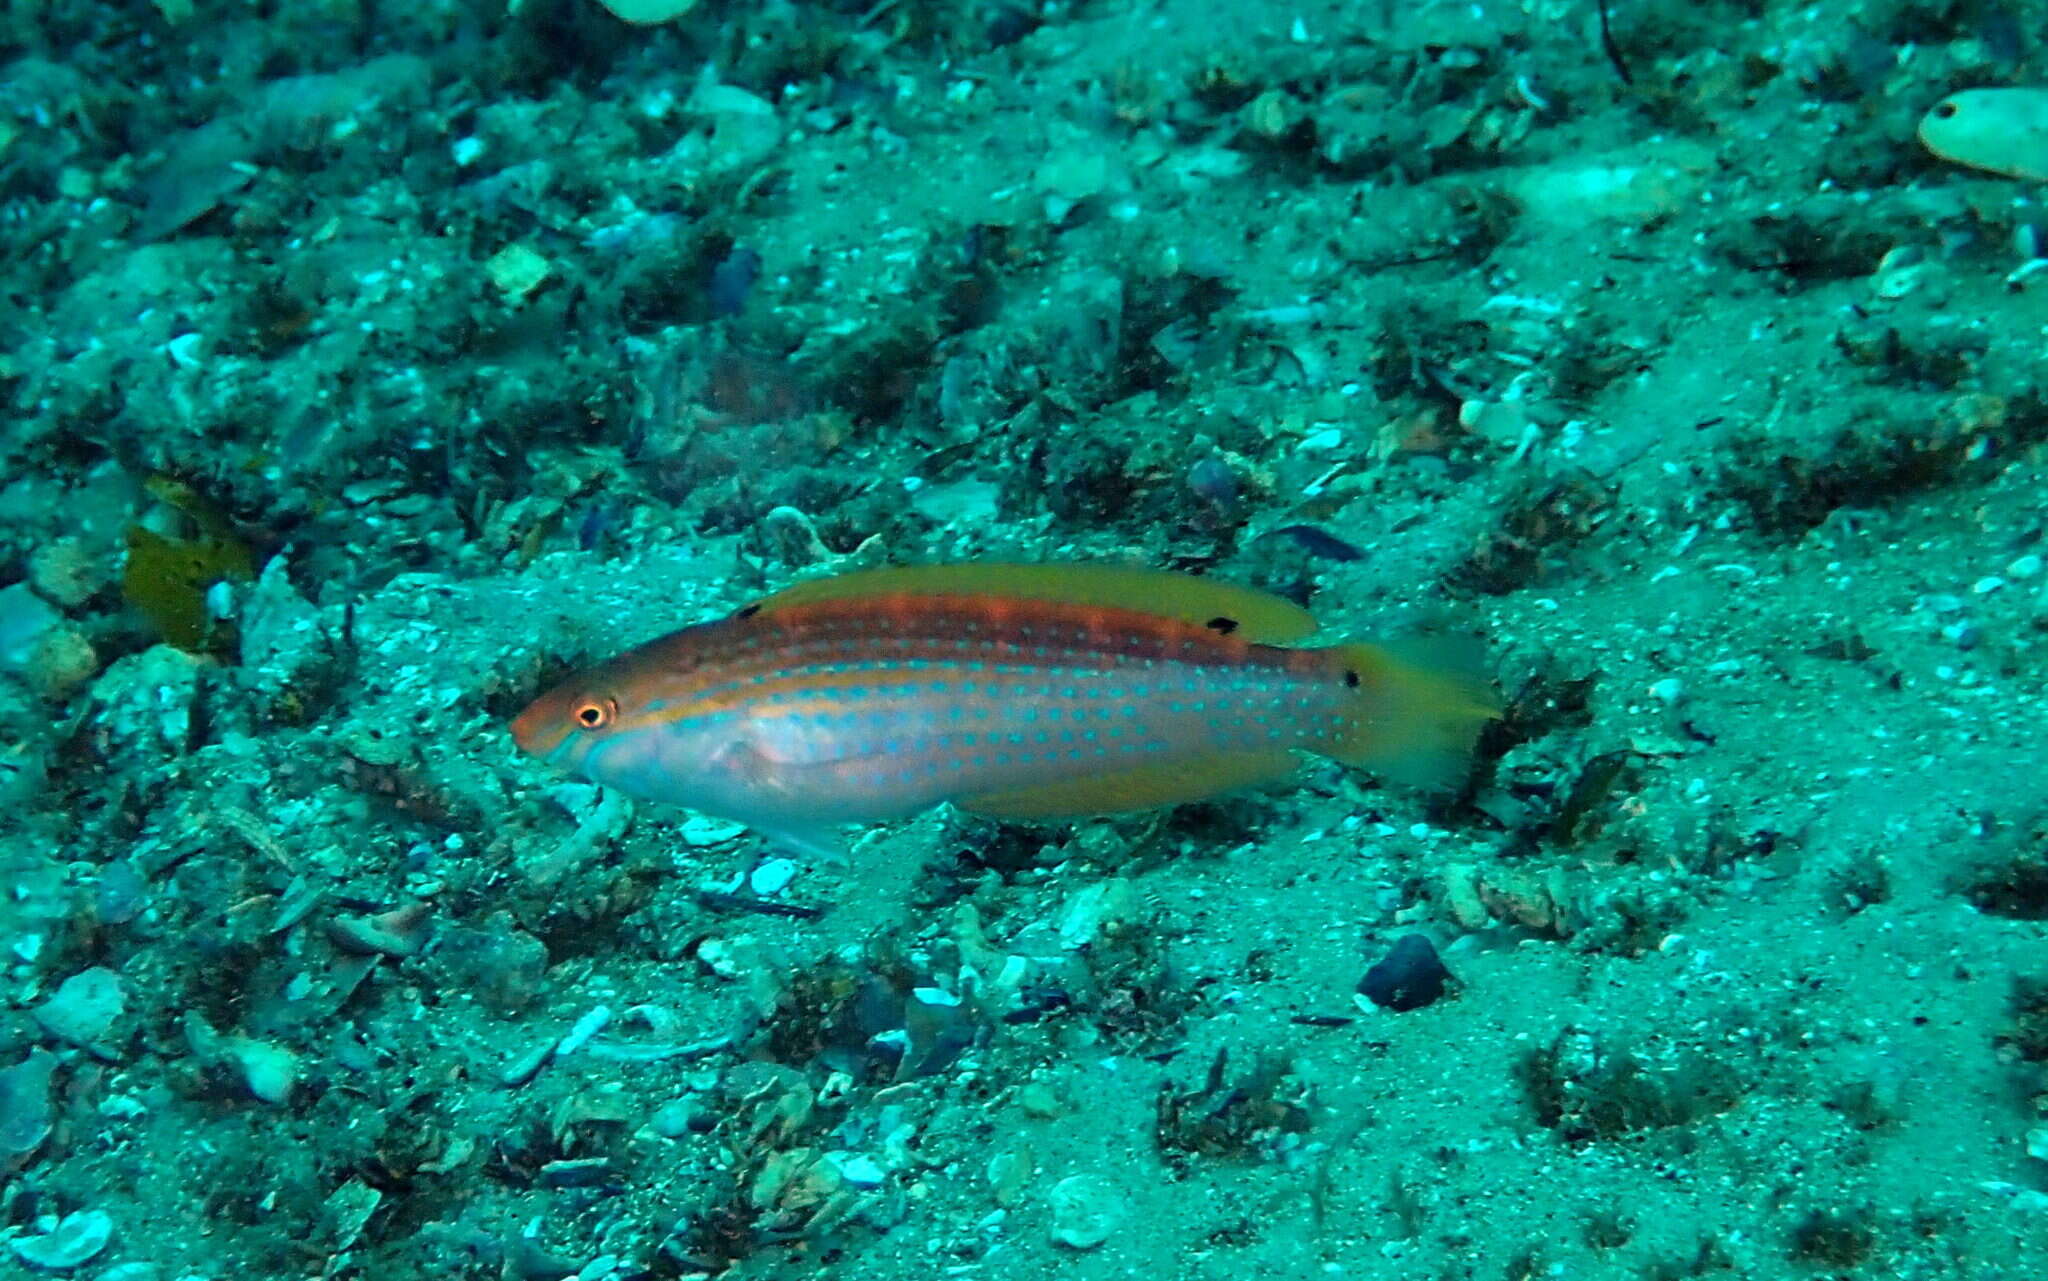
1933;99;1958;119
573;696;619;730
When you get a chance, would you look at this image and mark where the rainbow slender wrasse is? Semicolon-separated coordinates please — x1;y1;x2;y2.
511;564;1497;853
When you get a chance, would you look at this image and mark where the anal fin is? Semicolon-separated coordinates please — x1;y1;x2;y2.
954;750;1297;819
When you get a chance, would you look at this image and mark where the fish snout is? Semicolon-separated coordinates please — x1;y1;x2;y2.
510;693;572;760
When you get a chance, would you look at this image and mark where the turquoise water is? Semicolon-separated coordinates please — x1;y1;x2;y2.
2;0;2047;1277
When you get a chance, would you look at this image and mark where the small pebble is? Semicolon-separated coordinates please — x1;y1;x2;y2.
1046;1174;1122;1250
485;243;551;301
0;581;59;669
228;1037;300;1104
694;938;740;980
987;1146;1034;1206
1981;1180;2048;1213
92;862;148;926
27;538;104;608
709;246;762;318
1357;934;1454;1013
1187;456;1240;504
680;816;749;847
650;1098;700;1139
2008;554;2042;580
1459;397;1531;446
827;1152;887;1188
1015;1081;1063;1118
33;967;124;1047
24;624;98;700
749;858;798;896
0;1049;58;1157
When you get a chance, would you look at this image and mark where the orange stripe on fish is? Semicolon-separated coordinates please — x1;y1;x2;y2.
510;563;1497;853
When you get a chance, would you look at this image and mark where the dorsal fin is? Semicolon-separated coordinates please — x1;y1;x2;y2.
745;563;1320;644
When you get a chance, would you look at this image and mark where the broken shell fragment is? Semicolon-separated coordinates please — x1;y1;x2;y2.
9;1209;114;1270
319;1179;382;1254
328;902;431;957
541;1157;618;1188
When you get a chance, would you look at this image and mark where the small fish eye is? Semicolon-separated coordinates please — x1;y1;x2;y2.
574;697;618;730
1934;99;1958;119
1206;615;1240;635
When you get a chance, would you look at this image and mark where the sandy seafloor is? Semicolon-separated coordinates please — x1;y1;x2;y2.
4;0;2048;1277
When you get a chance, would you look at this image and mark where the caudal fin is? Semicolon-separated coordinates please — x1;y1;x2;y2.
1326;639;1499;789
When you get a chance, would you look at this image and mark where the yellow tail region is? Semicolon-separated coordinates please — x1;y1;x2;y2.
1326;639;1500;790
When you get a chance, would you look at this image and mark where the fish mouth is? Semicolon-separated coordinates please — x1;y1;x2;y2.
510;694;572;760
